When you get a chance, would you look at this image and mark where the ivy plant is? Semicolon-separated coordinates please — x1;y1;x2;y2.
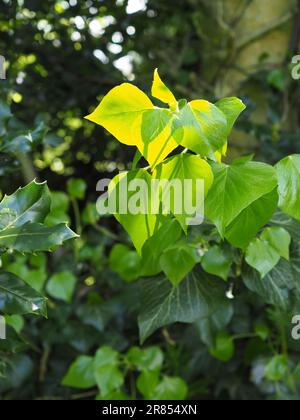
62;345;188;400
86;69;300;345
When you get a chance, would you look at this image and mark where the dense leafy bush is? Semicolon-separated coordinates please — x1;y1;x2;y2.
1;0;300;401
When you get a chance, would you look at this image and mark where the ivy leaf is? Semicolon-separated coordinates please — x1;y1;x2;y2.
152;68;177;109
201;245;232;281
260;227;291;260
94;347;124;396
0;223;78;253
46;271;77;303
0;180;51;230
265;355;288;381
160;243;200;287
270;212;300;242
152;376;188;400
276;155;300;221
140;219;182;276
62;356;96;389
154;153;214;231
138;266;231;343
85;72;245;166
0;271;47;317
109;244;141;282
245;227;291;278
209;332;234;362
215;97;246;135
242;259;294;309
108;169;162;254
225;189;278;249
172;100;228;159
126;346;164;371
206;160;277;236
137;370;160;399
94;346;119;367
67;178;87;200
245;238;280;278
85;83;177;167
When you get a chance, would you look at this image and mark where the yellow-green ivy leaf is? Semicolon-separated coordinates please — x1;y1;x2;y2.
85;83;178;167
152;68;177;109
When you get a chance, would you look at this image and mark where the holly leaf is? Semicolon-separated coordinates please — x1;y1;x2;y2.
0;271;47;317
0;180;51;230
0;223;78;253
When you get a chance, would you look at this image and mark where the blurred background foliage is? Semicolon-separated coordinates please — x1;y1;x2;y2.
0;0;300;400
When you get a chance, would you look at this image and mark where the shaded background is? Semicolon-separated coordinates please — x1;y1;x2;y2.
0;0;300;400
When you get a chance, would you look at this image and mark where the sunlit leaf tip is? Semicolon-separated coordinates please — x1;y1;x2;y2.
152;68;177;110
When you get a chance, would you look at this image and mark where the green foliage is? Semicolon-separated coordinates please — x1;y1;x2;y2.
0;105;77;378
2;0;300;401
62;345;188;400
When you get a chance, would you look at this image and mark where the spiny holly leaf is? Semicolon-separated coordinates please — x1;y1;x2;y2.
0;180;51;230
0;222;78;253
0;271;47;317
0;121;48;154
276;154;300;221
138;266;231;343
206;160;277;236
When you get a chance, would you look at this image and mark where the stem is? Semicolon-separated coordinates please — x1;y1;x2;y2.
17;153;36;183
232;332;258;341
93;224;120;241
132;150;142;170
71;198;82;236
151;133;173;169
71;198;82;261
278;314;297;395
